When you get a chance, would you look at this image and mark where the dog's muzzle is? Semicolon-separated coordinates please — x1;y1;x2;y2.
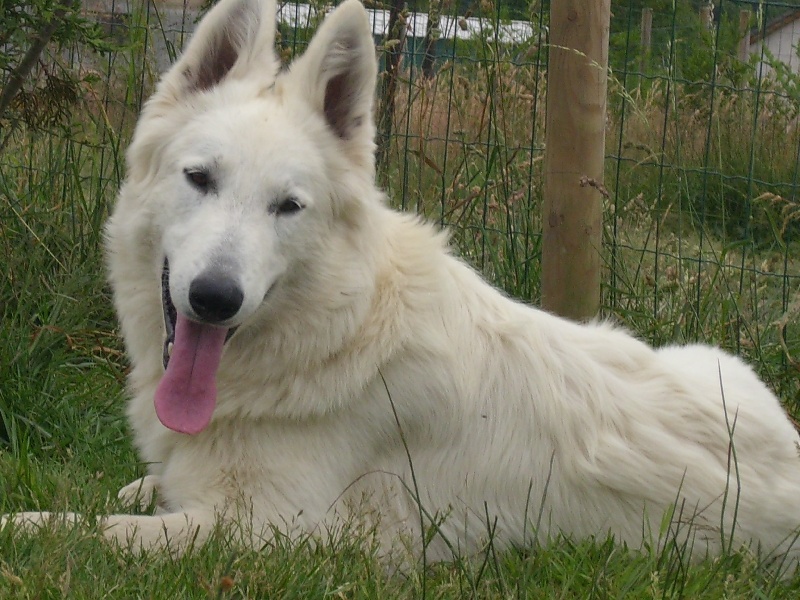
161;259;239;370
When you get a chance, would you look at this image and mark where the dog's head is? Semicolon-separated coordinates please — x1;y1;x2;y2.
108;0;379;434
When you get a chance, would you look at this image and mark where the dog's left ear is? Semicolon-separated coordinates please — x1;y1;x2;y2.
284;0;377;148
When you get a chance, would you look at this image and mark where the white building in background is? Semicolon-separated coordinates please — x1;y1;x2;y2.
83;1;537;72
747;9;800;76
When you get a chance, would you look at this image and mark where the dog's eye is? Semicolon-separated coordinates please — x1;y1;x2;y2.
184;168;211;190
274;197;305;216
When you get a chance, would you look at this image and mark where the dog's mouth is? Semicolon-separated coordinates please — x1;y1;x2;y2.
161;260;178;370
160;259;236;371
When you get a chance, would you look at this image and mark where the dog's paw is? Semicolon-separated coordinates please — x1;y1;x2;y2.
118;475;162;511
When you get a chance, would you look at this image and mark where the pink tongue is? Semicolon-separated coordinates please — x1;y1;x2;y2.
154;314;228;434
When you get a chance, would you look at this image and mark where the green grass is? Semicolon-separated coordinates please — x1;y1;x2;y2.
2;523;800;598
2;5;800;597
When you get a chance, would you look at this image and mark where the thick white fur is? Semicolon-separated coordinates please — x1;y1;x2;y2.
5;0;800;567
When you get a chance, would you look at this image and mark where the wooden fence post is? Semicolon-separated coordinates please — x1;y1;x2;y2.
421;0;442;79
738;10;751;62
699;3;713;29
541;0;610;320
640;8;652;75
376;0;407;180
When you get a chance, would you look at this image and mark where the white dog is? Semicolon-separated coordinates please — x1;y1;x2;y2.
5;0;800;568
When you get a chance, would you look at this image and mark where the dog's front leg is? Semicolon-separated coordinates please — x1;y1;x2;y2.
2;509;218;554
1;511;81;530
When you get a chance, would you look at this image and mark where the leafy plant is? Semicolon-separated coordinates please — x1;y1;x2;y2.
0;0;113;150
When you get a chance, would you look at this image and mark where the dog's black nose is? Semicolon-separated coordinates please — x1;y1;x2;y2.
189;273;244;323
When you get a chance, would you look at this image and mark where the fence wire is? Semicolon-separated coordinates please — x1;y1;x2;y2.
1;0;799;404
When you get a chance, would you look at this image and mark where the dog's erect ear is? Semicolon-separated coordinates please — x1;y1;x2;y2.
163;0;279;97
284;0;377;145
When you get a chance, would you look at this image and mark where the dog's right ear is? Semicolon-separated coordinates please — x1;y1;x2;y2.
160;0;279;99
